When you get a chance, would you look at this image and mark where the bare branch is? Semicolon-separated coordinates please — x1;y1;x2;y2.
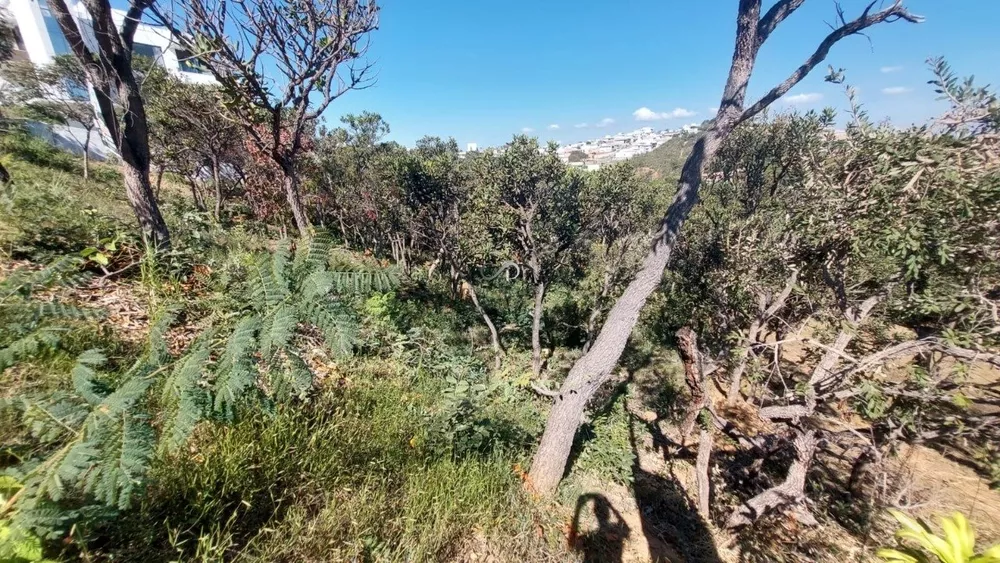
756;0;807;47
738;0;922;125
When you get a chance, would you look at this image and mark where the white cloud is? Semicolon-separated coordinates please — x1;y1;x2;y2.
882;86;912;95
708;107;718;113
574;122;588;128
632;107;697;121
521;127;535;133
784;92;823;105
596;117;616;127
880;65;903;73
547;124;560;130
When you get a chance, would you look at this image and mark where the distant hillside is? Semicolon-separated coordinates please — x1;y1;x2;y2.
629;132;698;181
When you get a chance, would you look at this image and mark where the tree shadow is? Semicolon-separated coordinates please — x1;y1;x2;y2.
629;416;723;563
569;493;632;563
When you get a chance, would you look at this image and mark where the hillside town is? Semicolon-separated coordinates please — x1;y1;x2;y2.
555;124;700;169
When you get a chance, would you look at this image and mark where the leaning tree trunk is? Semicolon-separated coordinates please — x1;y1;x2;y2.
528;128;729;494
281;167;310;237
466;280;504;370
531;281;546;378
526;0;919;495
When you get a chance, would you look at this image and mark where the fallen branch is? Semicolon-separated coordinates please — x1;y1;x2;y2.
726;430;819;528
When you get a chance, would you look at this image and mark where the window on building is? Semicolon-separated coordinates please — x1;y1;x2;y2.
38;0;72;56
132;42;162;64
175;48;208;74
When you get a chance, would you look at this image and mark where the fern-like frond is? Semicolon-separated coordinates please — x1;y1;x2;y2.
300;301;357;358
329;268;399;294
249;254;289;310
142;306;179;369
292;231;333;279
299;269;334;302
160;336;212;451
213;316;260;420
15;393;89;444
259;303;298;359
0;327;64;371
273;351;313;401
81;413;154;510
71;349;108;406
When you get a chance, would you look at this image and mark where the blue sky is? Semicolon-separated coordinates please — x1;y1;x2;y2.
323;0;1000;148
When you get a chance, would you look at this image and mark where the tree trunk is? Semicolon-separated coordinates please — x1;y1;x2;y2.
527;389;590;494
212;154;222;221
282;168;310;237
726;430;818;528
696;429;713;519
82;127;91;180
189;177;206;211
121;144;170;250
527;0;760;495
467;280;503;370
525;0;920;495
531;281;547;378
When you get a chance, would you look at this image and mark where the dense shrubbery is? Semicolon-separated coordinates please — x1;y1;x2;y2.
2;51;999;561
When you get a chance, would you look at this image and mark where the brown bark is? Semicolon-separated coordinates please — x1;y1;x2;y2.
531;281;546;378
466;280;504;370
727;269;798;403
48;0;170;249
282;168;310;236
696;429;713;519
526;0;919;496
677;326;708;438
726;430;818;528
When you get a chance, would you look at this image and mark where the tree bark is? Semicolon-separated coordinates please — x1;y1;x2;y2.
48;0;170;250
282;167;310;237
526;0;919;494
531;281;546;378
466;280;503;370
696;429;713;519
82;126;91;180
726;430;818;528
212;153;222;221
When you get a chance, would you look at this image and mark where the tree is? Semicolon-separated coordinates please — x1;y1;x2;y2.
151;0;380;236
567;149;587;163
141;62;243;219
1;56;101;179
46;0;171;248
0;11;19;184
578;162;660;351
527;0;921;495
474;136;582;379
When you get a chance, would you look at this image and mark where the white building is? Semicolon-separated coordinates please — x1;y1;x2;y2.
2;0;214;156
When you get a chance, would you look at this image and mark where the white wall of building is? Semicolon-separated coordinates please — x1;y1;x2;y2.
3;0;216;158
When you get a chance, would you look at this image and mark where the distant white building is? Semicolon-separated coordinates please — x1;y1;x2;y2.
2;0;215;157
466;142;478;152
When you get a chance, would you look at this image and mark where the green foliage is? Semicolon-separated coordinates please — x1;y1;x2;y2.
573;393;635;485
0;257;95;372
878;510;1000;563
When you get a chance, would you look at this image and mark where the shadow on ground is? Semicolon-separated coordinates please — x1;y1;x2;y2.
568;399;723;562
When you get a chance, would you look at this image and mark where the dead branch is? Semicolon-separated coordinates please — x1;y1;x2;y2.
726;430;819;528
738;0;922;125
